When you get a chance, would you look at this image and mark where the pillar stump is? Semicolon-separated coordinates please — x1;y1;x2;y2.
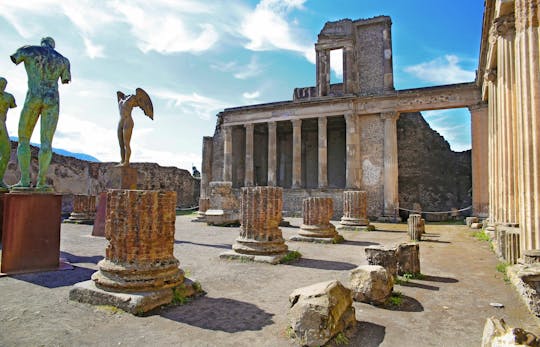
192;197;210;223
65;194;96;224
70;190;200;314
1;193;70;274
205;181;239;226
338;191;371;231
220;186;291;264
290;197;342;243
407;214;424;241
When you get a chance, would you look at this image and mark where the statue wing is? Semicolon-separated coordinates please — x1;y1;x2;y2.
135;88;154;120
117;91;125;103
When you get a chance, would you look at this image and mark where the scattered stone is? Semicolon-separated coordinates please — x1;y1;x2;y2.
466;216;479;227
470;222;482;229
349;265;393;305
365;246;398;277
481;317;540;347
397;242;421;276
489;302;504;308
288;280;356;347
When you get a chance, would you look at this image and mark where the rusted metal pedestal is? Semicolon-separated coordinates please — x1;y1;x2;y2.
1;193;65;274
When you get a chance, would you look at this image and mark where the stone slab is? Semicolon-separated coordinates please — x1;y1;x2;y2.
1;193;62;274
69;280;173;315
289;235;343;244
91;192;107;237
219;250;290;265
337;225;373;232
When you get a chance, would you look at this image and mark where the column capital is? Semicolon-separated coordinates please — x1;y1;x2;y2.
492;14;516;38
468;102;489;112
244;123;254;130
344;112;356;123
380;111;400;121
291;118;302;128
318;116;327;125
484;68;497;82
268;121;277;129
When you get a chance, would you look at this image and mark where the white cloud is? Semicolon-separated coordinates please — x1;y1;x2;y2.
234;56;263;79
83;37;105;59
243;91;260;99
421;109;471;152
239;0;313;62
153;89;230;120
404;55;475;84
330;48;343;79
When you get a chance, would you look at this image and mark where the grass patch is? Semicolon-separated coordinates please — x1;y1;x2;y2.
285;326;295;339
96;305;123;314
473;230;490;241
395;272;425;285
365;224;376;231
176;209;198;216
333;332;350;345
496;262;510;283
171;281;203;305
388;291;403;307
280;250;302;264
332;235;345;244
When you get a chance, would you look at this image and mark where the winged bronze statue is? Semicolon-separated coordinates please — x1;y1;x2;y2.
116;88;154;166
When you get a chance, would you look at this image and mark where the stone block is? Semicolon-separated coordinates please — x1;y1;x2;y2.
288;280;356;347
365;246;398;277
507;263;540;317
470;222;482;229
108;166;138;189
397;243;421;276
206;181;239;226
466;216;479;227
349;265;393;305
482;317;540;347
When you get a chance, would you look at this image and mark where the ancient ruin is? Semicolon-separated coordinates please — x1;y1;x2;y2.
290;197;342;243
65;194;96;224
339;190;370;230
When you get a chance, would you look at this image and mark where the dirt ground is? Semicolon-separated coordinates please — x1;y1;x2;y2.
1;215;539;347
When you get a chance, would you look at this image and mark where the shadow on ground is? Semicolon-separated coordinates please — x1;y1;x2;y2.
381;294;424;312
283;258;357;271
345;321;386;347
421;275;459;283
396;281;439;291
10;265;95;288
342;240;380;247
60;251;103;264
175;240;232;250
161;296;274;332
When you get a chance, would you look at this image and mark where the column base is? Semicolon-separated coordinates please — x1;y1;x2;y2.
231;236;288;255
219;250;292;265
336;224;375;232
289;234;344;244
340;217;370;226
64;212;96;225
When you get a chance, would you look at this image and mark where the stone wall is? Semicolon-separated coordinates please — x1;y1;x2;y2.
4;141;200;210
397;112;472;219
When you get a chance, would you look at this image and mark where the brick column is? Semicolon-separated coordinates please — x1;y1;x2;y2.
244;123;254;187
267;122;277;186
344;113;361;189
318;116;328;188
292;119;302;188
223;126;233;182
469;103;489;218
381;111;400;218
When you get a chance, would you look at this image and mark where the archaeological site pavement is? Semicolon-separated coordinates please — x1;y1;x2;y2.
1;215;538;347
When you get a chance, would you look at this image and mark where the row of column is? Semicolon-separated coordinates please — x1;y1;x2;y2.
221;113;400;217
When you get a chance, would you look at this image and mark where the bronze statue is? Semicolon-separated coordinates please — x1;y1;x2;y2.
0;77;17;190
10;37;71;191
116;88;153;167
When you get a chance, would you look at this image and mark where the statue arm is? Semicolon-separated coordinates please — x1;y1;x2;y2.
9;95;16;109
61;59;71;84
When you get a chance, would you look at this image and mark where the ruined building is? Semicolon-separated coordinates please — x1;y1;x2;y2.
201;16;482;220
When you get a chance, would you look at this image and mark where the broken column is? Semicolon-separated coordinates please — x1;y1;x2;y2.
339;190;370;230
397;243;421;276
291;197;342;243
365;246;398;278
220;186;289;264
70;190;198;314
65;194;96;224
407;214;424;241
205;181;239;226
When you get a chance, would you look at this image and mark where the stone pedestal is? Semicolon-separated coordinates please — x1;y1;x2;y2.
91;192;107;237
70;189;198;314
397;243;421;276
365;246;398;278
65;194;96;224
338;191;370;231
193;197;210;223
407;214;424;241
220;186;289;264
1;193;69;274
291;197;341;243
109;166;138;190
206;181;239;226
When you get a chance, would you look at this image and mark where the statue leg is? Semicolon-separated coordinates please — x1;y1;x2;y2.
14;97;40;188
0;123;10;189
122;117;134;167
117;119;125;165
36;103;59;189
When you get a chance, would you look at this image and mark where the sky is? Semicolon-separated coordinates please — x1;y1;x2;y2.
0;0;484;171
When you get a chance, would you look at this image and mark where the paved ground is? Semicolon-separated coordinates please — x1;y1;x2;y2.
0;215;539;347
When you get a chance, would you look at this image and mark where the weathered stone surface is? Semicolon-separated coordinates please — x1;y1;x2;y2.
193;197;210;222
507;263;540;317
288;280;356;347
407;214;423;241
470;222;482;229
466;216;479;227
340;190;370;227
293;197;340;242
524;250;540;264
365;246;398;277
397;243;421;276
349;265;393;305
481;316;540;347
206;181;239;226
65;194;96;224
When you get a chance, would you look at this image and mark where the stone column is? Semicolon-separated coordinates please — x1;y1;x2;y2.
66;194;97;224
344;113;361;189
381;111;400;218
291;197;340;243
92;190;182;292
318;116;328;188
316;48;330;97
485;69;498;225
222;186;289;264
223;126;233;182
339;190;369;229
194;197;210;222
469;103;489;218
407;214;423;241
244;123;254;187
267;122;277;186
343;46;356;94
515;0;540;251
292;119;302;188
382;25;394;92
201;136;213;199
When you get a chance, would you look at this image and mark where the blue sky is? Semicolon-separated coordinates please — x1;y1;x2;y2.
0;0;483;170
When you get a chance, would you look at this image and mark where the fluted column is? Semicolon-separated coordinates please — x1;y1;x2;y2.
244;123;254;186
382;111;400;217
292;119;302;188
67;194;97;224
318;116;328;188
485;69;498;225
340;191;369;227
344;113;361;189
223;126;233;182
469;103;489;217
515;0;540;251
267;122;277;186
